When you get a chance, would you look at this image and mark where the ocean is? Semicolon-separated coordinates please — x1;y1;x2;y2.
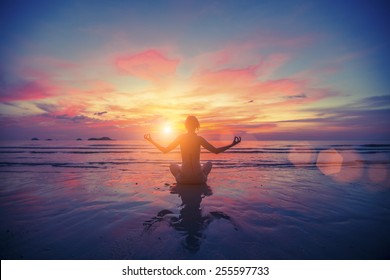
0;140;389;259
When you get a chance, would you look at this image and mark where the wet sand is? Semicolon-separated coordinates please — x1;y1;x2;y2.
0;141;389;259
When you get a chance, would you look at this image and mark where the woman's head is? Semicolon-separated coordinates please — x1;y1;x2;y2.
185;115;200;132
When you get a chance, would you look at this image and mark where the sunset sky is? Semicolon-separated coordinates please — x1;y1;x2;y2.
1;0;389;140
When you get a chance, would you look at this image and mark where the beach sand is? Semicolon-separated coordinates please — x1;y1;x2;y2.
0;141;389;259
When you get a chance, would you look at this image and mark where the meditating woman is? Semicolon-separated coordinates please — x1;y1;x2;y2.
144;116;241;184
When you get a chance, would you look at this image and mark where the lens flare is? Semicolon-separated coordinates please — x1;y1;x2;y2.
316;148;343;176
288;142;315;168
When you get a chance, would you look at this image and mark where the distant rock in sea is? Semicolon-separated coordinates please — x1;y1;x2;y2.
46;138;53;141
87;137;113;141
76;138;83;141
31;137;39;141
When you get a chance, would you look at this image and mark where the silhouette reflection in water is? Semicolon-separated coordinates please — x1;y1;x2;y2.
143;184;238;252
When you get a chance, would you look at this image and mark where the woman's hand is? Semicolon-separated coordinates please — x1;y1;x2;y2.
144;134;152;142
232;136;241;146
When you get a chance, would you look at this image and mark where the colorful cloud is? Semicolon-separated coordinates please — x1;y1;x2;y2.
115;49;179;84
0;0;389;140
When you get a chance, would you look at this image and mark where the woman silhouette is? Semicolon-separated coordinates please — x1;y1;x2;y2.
144;116;241;184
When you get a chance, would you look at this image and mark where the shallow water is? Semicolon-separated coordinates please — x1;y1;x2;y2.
0;140;389;259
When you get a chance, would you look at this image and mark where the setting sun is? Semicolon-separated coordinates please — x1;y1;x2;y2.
163;125;172;134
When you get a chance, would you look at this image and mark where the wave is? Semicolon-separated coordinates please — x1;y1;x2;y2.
360;144;390;147
1;149;389;155
1;142;389;173
1;159;387;170
0;162;105;168
29;151;135;154
0;146;138;150
1;142;390;155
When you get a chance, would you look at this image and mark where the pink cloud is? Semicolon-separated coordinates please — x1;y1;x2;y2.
245;77;339;103
250;78;307;97
192;66;258;89
114;49;179;83
0;57;79;103
190;51;291;93
192;43;290;78
16;56;81;82
191;43;257;70
83;80;117;95
0;80;57;102
255;54;290;78
36;100;89;117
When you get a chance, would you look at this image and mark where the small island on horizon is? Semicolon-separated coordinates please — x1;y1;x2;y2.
87;137;114;141
29;137;114;141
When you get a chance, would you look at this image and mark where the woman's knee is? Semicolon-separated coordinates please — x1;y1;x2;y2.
169;164;181;176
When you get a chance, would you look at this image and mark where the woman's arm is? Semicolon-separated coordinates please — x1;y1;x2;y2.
199;136;241;154
144;134;181;154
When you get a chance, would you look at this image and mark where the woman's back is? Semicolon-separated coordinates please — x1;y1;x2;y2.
179;133;203;179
